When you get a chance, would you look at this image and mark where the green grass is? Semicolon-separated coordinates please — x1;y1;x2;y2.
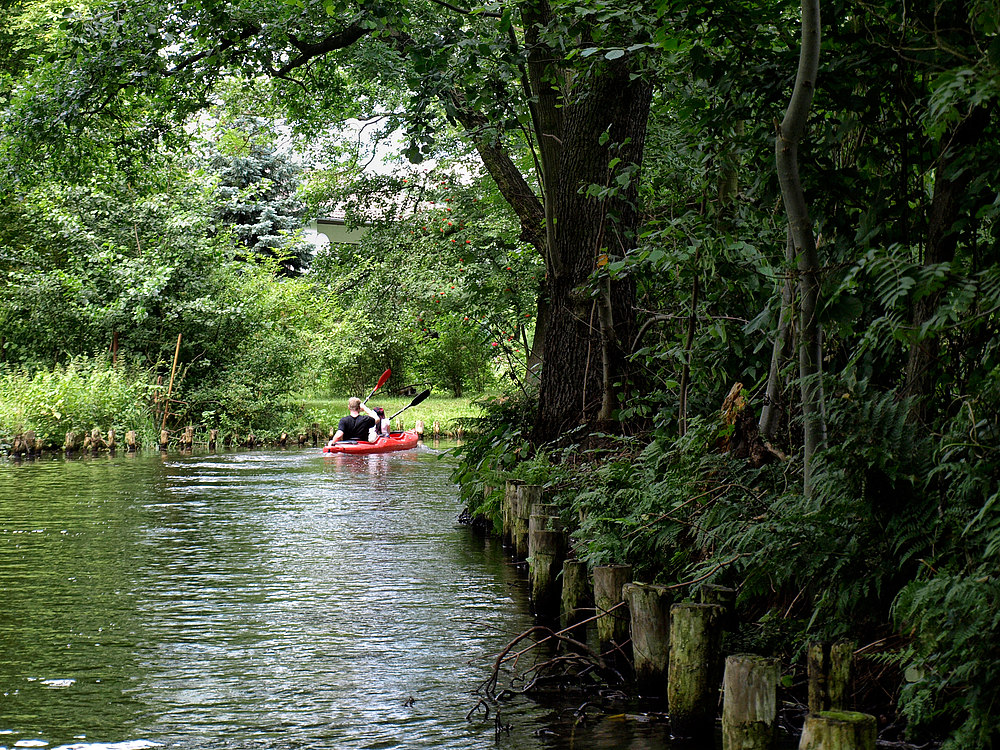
298;393;486;435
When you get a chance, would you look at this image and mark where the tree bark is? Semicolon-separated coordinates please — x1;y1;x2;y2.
775;0;824;494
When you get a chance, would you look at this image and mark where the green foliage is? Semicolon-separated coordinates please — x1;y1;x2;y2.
0;357;158;447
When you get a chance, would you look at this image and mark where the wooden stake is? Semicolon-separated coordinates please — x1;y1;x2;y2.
594;564;632;649
161;333;182;432
623;582;673;694
798;711;876;750
668;603;725;739
722;654;779;750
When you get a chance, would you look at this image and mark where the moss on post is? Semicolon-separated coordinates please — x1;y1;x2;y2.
722;654;779;750
808;641;855;714
561;559;591;639
667;603;725;739
528;515;565;619
514;484;542;560
798;711;876;750
623;582;672;694
593;564;632;650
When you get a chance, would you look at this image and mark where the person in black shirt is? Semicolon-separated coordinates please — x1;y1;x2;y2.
327;397;376;446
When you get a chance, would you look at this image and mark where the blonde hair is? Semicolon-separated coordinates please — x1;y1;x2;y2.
348;397;362;410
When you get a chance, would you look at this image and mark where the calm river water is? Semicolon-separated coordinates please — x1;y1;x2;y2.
1;447;674;750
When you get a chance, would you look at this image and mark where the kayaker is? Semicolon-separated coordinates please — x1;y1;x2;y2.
327;397;376;446
360;404;391;442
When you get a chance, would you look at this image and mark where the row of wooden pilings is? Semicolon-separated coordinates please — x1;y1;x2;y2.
500;480;878;750
7;418;461;457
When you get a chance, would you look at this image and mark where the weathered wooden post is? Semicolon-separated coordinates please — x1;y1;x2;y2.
297;433;306;447
210;429;219;451
623;582;673;694
415;419;425;437
700;583;737;630
528;513;565;619
65;431;80;453
593;564;632;651
125;430;138;452
278;431;288;447
722;654;780;750
246;432;256;448
561;559;591;641
159;429;169;451
667;603;725;739
24;430;37;457
106;428;116;453
502;480;523;548
432;420;441;437
808;641;855;714
11;434;26;457
311;423;320;446
455;425;464;439
181;426;194;451
395;417;405;431
514;484;542;560
89;427;104;453
798;712;876;750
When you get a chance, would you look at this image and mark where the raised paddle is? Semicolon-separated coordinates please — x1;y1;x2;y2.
362;369;392;405
389;388;431;420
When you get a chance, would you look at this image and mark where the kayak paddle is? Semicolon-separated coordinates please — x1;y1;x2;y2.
363;369;392;405
389;388;431;420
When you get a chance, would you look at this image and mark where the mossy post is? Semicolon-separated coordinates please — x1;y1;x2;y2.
667;603;725;739
515;484;542;561
528;514;565;619
503;480;523;548
722;654;779;750
623;582;672;694
808;641;855;714
594;564;632;651
561;559;591;640
699;583;737;631
798;712;876;750
125;430;138;452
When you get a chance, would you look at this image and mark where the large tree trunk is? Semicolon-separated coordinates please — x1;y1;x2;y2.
776;0;824;495
533;61;651;438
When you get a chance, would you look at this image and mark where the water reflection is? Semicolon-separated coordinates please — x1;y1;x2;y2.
1;448;674;749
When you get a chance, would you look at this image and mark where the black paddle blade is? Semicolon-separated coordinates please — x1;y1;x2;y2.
390;388;431;420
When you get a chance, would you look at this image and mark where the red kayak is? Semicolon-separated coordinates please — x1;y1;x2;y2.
322;431;420;455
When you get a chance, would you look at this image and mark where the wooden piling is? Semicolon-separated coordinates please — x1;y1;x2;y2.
107;428;116;453
125;430;138;452
181;426;194;450
502;480;522;547
808;641;855;714
798;711;876;750
667;603;725;739
561;559;591;639
159;429;169;451
700;583;737;630
24;430;37;456
528;514;565;619
415;419;425;437
89;427;104;452
11;434;26;457
722;654;779;750
623;582;673;694
432;420;441;437
210;429;219;451
297;433;307;447
514;484;542;560
278;432;288;447
593;564;632;649
65;431;80;453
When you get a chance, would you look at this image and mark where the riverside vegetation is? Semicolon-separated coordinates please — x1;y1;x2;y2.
3;0;1000;747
